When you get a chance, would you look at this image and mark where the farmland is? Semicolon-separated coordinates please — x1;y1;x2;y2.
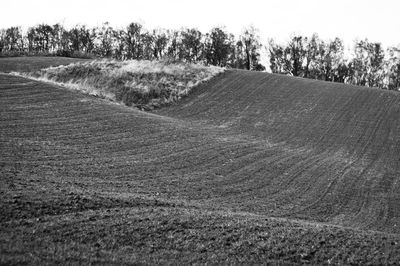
1;57;400;264
158;70;400;232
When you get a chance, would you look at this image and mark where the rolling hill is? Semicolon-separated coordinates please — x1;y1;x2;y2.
1;57;400;264
157;70;400;233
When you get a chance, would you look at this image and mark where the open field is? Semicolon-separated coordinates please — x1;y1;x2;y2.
0;56;89;73
158;70;400;233
1;57;400;264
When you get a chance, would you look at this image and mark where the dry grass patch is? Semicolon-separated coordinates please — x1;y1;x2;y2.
23;59;224;110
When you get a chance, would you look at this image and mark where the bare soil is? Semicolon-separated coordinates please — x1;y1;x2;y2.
0;56;89;73
1;58;400;264
158;70;400;233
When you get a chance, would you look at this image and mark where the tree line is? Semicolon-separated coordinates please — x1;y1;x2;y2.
1;22;399;90
269;35;400;90
0;23;264;71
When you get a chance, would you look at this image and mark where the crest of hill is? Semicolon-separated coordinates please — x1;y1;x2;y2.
160;69;400;157
27;59;224;110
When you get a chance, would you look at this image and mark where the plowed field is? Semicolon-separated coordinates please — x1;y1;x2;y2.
157;70;400;233
1;58;400;264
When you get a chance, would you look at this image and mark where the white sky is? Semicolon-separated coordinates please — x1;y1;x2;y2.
1;0;399;48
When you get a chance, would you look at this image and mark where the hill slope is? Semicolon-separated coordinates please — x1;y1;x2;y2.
2;72;400;264
2;58;400;264
0;56;89;73
158;69;400;232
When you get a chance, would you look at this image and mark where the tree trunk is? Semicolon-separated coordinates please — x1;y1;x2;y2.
246;49;252;70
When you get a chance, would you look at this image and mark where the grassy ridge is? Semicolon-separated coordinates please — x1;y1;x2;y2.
26;59;224;110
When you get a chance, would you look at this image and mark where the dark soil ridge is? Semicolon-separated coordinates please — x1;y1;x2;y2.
2;205;400;265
